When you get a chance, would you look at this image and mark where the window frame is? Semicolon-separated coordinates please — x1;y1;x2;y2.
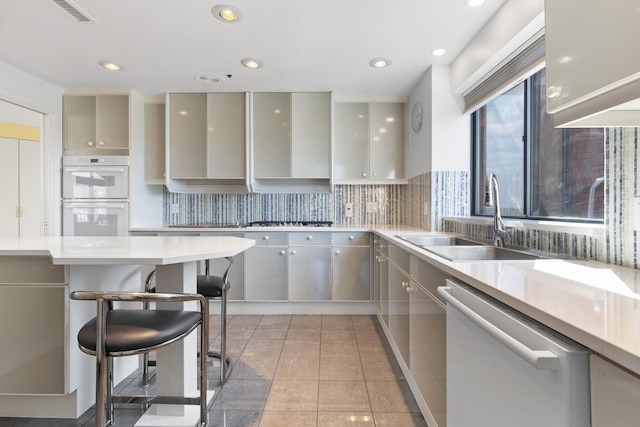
471;72;605;224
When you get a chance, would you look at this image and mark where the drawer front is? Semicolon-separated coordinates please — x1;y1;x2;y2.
289;232;332;246
245;232;288;246
388;243;410;274
332;232;370;246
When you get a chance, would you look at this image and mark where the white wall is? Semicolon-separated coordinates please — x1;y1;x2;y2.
408;65;470;178
0;60;64;235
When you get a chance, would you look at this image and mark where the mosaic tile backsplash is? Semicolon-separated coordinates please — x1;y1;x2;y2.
164;184;406;227
163;125;640;269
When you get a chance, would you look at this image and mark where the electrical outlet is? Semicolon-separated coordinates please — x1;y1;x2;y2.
367;201;378;213
171;203;179;214
344;203;354;218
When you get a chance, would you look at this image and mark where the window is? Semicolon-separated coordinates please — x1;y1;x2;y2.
472;68;605;222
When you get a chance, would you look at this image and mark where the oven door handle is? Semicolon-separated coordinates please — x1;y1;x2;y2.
437;286;560;371
63;202;128;209
63;166;127;173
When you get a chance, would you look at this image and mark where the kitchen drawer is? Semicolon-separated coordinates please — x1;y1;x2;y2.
388;243;410;274
245;232;288;246
332;232;370;247
289;232;331;246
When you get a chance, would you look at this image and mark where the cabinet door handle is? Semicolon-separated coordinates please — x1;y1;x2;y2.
279;250;286;255
362;172;367;177
349;235;354;240
406;286;413;294
87;141;95;146
335;250;341;255
401;281;408;288
263;236;269;240
373;172;377;177
290;250;296;255
307;235;313;240
98;141;105;146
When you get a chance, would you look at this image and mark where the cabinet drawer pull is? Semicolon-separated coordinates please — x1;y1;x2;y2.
348;235;354;240
401;281;408;288
279;250;286;255
307;235;313;240
263;236;269;240
87;141;95;146
362;172;367;177
335;250;341;255
98;141;105;146
291;250;296;255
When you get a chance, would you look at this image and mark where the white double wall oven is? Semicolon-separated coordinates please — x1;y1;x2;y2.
61;155;129;236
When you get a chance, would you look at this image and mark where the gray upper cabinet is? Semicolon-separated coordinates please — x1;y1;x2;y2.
251;92;331;192
545;0;640;127
253;92;292;178
291;93;331;179
169;93;246;181
169;93;207;179
64;94;129;152
333;102;369;180
333;101;405;183
370;103;404;180
207;93;246;179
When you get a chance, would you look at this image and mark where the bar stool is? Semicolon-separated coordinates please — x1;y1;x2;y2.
143;256;233;386
71;290;209;427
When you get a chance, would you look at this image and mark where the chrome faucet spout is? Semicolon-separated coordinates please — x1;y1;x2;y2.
484;173;509;247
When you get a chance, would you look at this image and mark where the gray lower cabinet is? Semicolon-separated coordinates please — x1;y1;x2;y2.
0;257;66;394
245;232;288;301
388;260;411;366
332;233;371;301
409;256;448;427
289;246;332;300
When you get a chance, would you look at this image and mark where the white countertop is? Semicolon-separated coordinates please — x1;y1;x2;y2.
375;229;640;376
131;225;640;374
0;235;255;265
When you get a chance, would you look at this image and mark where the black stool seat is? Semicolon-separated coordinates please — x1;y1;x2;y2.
78;309;202;354
197;275;230;298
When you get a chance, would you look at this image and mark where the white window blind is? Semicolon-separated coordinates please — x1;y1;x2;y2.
462;33;545;114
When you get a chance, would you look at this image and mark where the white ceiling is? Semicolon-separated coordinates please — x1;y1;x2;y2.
0;0;506;99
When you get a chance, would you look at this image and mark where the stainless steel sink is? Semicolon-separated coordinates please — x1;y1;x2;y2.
422;245;547;261
396;235;484;246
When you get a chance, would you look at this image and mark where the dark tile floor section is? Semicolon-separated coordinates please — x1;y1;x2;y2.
0;315;428;427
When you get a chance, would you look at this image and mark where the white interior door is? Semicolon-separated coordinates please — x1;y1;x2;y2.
19;139;41;236
0;137;19;237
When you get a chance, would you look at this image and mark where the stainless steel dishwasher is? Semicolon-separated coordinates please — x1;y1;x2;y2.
437;279;591;427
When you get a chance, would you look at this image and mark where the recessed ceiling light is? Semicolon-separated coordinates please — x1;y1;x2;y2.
211;4;243;22
241;58;263;69
369;58;391;68
432;48;446;57
99;60;122;71
465;0;485;7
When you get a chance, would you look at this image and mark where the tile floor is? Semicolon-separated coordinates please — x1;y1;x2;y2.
0;315;428;427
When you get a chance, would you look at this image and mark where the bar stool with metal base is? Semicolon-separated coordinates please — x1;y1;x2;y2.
71;290;210;427
143;256;233;386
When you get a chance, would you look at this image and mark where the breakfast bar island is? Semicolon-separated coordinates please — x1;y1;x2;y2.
0;235;255;425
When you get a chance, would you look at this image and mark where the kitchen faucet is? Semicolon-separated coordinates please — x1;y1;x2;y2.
484;173;509;247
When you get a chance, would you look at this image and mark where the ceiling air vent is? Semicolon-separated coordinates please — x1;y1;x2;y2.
51;0;97;24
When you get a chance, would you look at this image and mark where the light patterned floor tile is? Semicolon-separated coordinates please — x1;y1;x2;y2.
318;381;371;412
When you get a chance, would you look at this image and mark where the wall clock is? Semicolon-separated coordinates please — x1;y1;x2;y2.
411;101;423;132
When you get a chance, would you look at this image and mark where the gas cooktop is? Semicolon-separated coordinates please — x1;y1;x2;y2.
245;221;333;227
